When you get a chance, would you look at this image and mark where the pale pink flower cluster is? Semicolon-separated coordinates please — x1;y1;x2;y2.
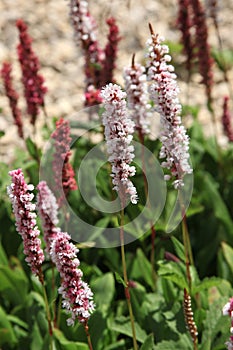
147;30;192;189
50;231;95;325
124;61;151;135
223;298;233;350
101;83;138;204
7;169;44;276
37;181;60;255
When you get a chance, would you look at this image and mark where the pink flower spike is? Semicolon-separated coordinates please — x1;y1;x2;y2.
50;231;95;325
222;297;233;350
16;19;47;125
69;0;104;89
51;118;78;206
147;26;192;188
1;62;24;139
124;55;151;135
101;83;138;204
7;169;44;278
37;181;60;255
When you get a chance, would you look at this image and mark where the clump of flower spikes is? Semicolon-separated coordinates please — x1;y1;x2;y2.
146;25;193;189
222;297;233;350
124;54;151;136
1;62;24;139
101;83;138;204
7;169;45;279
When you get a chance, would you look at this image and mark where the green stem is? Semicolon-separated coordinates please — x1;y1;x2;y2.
39;271;53;350
138;130;157;287
84;321;93;350
120;206;138;350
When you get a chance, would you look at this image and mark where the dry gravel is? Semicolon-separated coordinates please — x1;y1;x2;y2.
1;0;233;162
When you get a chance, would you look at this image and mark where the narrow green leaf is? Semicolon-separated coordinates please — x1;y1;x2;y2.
0;306;17;347
171;236;185;262
0;263;29;304
114;272;127;287
221;242;233;274
0;242;8;265
25;137;40;159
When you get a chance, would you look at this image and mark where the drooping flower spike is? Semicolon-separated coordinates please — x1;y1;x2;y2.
50;231;95;326
124;54;151;136
101;83;138;204
147;24;192;189
7;169;45;278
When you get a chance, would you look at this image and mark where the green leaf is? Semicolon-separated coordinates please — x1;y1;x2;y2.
130;248;153;289
91;272;115;309
25;137;40;160
0;130;5;138
0;306;17;347
114;272;127;287
202;174;233;237
200;297;230;350
104;339;126;350
192;277;223;294
0;242;8;265
110;316;147;343
221;241;233;274
157;260;188;290
0;262;29;305
171;236;185;262
53;329;89;350
140;334;155;349
154;334;193;350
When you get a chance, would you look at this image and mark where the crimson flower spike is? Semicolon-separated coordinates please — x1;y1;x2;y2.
176;0;194;76
222;96;233;142
16;19;47;126
51;118;78;207
1;62;24;139
102;17;121;85
189;0;214;102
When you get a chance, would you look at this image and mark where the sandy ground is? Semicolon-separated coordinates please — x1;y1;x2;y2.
1;0;233;162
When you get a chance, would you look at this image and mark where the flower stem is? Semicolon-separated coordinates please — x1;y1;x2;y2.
138;130;157;288
39;271;53;350
120;206;138;350
84;321;93;350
